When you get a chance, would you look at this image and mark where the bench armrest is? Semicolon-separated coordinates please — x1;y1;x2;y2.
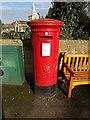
64;63;75;77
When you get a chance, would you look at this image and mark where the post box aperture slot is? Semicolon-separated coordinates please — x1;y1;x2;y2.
39;35;53;42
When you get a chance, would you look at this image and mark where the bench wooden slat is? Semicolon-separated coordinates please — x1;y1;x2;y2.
87;57;90;71
59;57;63;70
72;81;90;88
64;52;67;72
80;57;83;71
67;54;89;57
76;57;79;71
72;57;75;71
64;74;90;78
74;79;90;81
68;57;71;68
83;57;87;71
64;74;90;77
64;71;90;74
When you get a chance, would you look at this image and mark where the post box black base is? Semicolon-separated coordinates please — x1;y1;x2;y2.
35;84;57;98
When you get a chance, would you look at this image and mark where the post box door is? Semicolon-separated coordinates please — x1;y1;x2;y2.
33;31;59;86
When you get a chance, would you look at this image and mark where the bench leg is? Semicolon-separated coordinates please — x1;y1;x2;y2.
68;88;72;98
68;76;73;98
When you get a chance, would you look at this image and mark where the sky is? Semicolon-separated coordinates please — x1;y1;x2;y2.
0;1;52;24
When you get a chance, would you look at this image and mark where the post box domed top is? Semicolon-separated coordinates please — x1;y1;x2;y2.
27;18;64;26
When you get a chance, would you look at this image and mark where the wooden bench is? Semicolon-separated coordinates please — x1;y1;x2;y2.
58;52;90;98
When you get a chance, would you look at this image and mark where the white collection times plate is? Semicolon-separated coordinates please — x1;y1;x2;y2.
42;43;51;56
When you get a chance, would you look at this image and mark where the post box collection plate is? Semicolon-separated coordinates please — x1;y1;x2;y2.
42;43;51;56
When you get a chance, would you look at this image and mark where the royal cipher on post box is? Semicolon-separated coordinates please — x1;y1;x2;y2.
28;18;64;97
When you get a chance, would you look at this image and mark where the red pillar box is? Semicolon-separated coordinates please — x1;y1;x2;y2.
28;19;64;97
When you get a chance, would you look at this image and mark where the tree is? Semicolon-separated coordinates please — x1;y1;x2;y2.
37;12;40;19
46;2;90;40
42;16;44;18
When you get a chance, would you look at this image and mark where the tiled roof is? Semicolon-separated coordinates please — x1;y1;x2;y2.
2;24;14;28
16;20;29;24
